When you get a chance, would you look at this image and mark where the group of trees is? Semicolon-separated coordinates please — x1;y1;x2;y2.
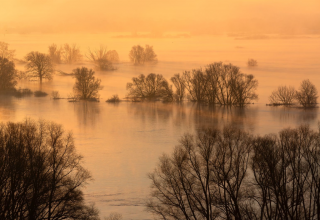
147;124;320;220
269;79;318;107
129;45;157;65
0;119;99;220
127;62;258;106
48;43;82;64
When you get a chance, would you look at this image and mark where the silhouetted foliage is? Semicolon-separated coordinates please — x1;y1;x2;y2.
247;58;257;67
269;85;296;105
129;45;157;65
34;90;48;97
0;119;99;220
48;43;62;64
171;74;185;101
0;57;17;92
73;67;103;100
25;51;54;83
106;94;120;102
126;73;173;101
63;44;82;64
87;46;118;71
106;50;119;63
296;79;318;107
147;124;320;220
13;88;33;98
182;62;258;106
0;41;15;61
147;126;252;220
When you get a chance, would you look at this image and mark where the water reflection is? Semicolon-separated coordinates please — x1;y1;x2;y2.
73;101;101;127
127;102;258;132
0;95;16;120
270;106;319;124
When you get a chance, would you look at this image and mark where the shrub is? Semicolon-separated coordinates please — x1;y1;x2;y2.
106;94;120;102
247;58;258;67
34;90;48;97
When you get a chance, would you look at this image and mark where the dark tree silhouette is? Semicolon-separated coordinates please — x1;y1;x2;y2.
147;126;252;220
0;119;99;220
0;41;15;61
180;62;258;106
0;57;17;91
129;45;157;65
296;79;318;107
269;85;296;105
126;73;173;101
147;124;320;220
25;51;54;83
73;67;103;100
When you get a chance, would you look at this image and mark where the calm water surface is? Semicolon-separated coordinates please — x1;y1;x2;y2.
1;35;320;219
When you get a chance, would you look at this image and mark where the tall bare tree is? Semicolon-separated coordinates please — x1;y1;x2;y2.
25;51;54;83
0;119;99;220
296;79;318;107
48;43;62;64
269;86;296;105
73;67;103;100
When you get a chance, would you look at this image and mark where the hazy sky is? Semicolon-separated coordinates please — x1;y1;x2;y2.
1;0;320;36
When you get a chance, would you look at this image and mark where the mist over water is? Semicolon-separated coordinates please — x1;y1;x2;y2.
1;34;320;219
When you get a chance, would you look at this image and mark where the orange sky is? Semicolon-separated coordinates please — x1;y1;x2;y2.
1;0;320;36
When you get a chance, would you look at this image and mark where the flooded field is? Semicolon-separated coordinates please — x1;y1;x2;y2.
1;34;320;219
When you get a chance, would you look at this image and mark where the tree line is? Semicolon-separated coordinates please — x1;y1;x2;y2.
126;62;259;106
147;124;320;220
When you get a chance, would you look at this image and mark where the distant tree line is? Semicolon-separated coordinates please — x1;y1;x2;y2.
147;124;320;220
126;62;259;106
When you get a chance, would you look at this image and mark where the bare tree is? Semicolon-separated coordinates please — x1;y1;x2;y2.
87;46;118;71
104;212;123;220
0;57;17;92
129;45;145;65
129;45;157;65
0;41;15;61
25;51;54;83
63;44;82;64
0;119;99;220
171;74;185;101
48;43;62;64
147;126;252;220
296;79;318;107
73;67;103;100
182;69;208;102
269;86;296;105
144;45;157;62
126;73;173;101
251;125;320;220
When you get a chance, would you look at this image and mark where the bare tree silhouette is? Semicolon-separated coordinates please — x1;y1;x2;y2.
25;51;54;83
0;119;99;220
73;67;103;100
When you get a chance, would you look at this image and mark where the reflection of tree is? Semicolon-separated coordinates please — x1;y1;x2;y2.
190;104;257;131
127;102;257;132
127;102;174;124
0;96;15;120
73;101;100;127
270;106;318;123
